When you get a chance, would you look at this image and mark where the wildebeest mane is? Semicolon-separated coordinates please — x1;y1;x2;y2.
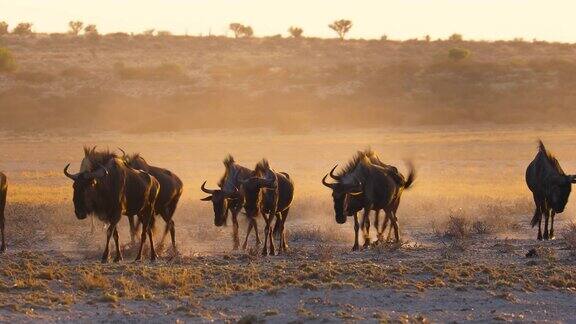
83;146;117;169
255;159;270;176
218;154;236;187
336;149;374;178
538;140;565;175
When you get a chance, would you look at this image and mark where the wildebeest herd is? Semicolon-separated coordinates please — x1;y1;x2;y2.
0;141;571;262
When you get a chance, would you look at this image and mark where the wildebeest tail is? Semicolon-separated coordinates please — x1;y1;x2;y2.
403;161;416;190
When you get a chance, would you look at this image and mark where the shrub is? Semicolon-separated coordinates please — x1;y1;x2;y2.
329;19;352;40
0;47;16;72
288;26;303;38
444;214;470;239
0;22;8;36
449;33;463;42
12;23;33;36
448;47;471;62
114;62;188;82
142;29;155;36
14;70;56;83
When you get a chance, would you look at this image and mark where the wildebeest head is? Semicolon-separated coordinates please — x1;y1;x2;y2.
548;175;576;213
240;176;277;219
200;181;239;226
322;165;362;224
64;163;109;220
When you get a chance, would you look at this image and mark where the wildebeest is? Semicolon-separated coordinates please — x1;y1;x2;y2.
0;172;6;253
120;149;183;252
240;159;294;255
331;150;405;244
323;150;415;250
64;147;160;262
201;155;257;250
526;140;576;240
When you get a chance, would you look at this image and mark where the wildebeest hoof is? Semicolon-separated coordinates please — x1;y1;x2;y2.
101;258;109;264
0;245;5;253
352;245;360;251
113;255;123;263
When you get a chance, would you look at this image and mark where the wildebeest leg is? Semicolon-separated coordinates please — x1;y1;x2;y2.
231;209;240;250
113;227;123;262
135;218;148;261
353;213;360;251
379;212;391;242
391;211;400;243
253;217;261;245
242;220;253;250
543;208;550;240
261;213;270;256
0;208;5;253
268;212;277;256
127;215;137;243
361;208;371;249
374;210;382;242
90;215;96;234
102;221;116;263
147;218;157;261
279;208;290;253
535;208;543;241
549;211;556;239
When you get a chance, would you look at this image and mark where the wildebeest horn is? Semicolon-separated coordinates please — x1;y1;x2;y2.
329;164;341;180
118;147;127;158
322;174;337;189
63;164;79;180
201;181;216;194
570;175;576;183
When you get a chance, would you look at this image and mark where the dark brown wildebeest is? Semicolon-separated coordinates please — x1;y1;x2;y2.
526;140;576;240
240;159;294;255
323;151;415;250
0;172;6;253
331;150;404;244
64;147;160;262
201;155;258;250
120;149;183;253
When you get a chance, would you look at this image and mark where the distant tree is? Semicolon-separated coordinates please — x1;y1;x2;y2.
84;24;98;36
448;47;471;62
142;29;155;36
241;25;253;38
0;47;16;72
425;35;431;42
229;23;253;38
12;23;33;36
380;34;388;41
229;23;243;38
0;22;8;36
288;26;303;38
68;21;83;35
448;33;463;42
329;19;352;40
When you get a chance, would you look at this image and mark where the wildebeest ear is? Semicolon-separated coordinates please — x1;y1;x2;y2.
201;196;213;201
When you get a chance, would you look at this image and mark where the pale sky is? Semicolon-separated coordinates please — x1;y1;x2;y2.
0;0;574;42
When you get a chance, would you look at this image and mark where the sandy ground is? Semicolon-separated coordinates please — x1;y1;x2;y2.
0;126;576;322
